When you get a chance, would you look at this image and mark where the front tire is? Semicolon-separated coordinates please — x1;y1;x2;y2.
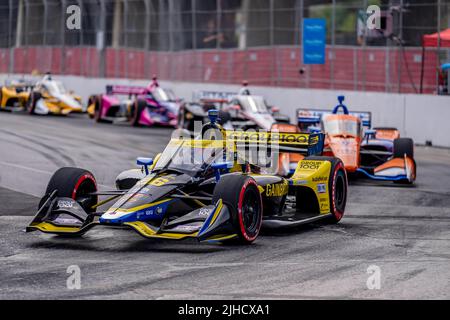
212;174;263;244
41;167;98;213
393;138;414;159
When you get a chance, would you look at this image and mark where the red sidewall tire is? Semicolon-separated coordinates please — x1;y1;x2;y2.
43;167;98;213
212;174;263;244
237;179;263;243
330;162;347;223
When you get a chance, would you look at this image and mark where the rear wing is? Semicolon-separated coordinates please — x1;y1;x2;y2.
297;108;372;128
225;131;324;156
193;91;236;104
106;85;147;96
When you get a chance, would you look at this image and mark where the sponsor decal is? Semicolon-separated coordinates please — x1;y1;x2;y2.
300;160;322;170
199;208;212;217
226;131;310;145
57;200;74;208
265;181;288;197
312;176;328;183
137;209;154;219
317;183;326;194
149;174;176;187
292;179;308;185
176;225;198;232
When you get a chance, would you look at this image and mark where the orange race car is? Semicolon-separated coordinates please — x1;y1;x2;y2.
295;96;416;184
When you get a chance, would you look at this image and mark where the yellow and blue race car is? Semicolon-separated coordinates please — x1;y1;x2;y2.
26;111;347;244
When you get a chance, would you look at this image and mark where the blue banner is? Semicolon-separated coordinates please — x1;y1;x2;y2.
302;18;326;65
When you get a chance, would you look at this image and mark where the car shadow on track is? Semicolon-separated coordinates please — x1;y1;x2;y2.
348;179;416;189
26;237;229;254
260;222;323;237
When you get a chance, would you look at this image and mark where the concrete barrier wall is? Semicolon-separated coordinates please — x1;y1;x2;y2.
1;74;449;147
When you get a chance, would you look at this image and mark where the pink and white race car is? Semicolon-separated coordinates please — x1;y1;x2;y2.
87;77;181;127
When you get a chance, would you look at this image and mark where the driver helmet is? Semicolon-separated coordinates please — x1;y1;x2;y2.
238;80;251;96
147;75;159;92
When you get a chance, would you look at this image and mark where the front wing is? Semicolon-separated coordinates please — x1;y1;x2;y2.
26;193;238;243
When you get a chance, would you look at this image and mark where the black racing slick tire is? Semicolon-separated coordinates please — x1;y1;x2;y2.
393;138;414;159
212;174;263;244
94;95;105;123
132;99;147;127
303;156;347;223
27;91;41;115
41;167;98;213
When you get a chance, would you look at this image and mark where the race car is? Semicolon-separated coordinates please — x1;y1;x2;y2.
27;73;83;115
0;79;33;111
297;96;416;184
87;77;180;127
178;83;290;132
26;110;347;245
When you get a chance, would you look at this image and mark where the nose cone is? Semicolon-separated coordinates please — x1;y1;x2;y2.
328;137;360;172
59;94;82;110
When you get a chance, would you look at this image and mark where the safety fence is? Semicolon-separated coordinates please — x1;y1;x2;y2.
0;45;441;94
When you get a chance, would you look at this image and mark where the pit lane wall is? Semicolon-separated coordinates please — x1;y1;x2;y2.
1;74;449;148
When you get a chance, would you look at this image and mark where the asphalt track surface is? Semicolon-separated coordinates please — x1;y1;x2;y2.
0;112;449;300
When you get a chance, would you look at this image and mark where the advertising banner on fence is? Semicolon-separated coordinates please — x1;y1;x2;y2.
303;18;326;65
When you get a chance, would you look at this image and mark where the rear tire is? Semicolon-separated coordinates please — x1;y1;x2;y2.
212;174;263;244
94;96;104;123
132;99;147;127
40;167;98;213
393;138;414;159
303;156;347;223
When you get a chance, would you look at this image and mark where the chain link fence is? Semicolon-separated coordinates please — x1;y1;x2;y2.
0;0;449;94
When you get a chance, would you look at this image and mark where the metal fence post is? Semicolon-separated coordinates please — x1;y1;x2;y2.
192;0;197;50
330;0;336;89
60;0;66;75
24;0;29;73
8;0;15;74
99;0;106;78
437;0;441;91
216;0;221;49
77;0;83;76
123;0;129;78
269;0;275;86
43;0;48;46
397;0;404;93
144;0;151;78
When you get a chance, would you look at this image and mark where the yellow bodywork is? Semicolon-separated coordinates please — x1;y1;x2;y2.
87;101;96;118
0;86;30;108
290;159;332;214
28;221;81;234
39;93;83;115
